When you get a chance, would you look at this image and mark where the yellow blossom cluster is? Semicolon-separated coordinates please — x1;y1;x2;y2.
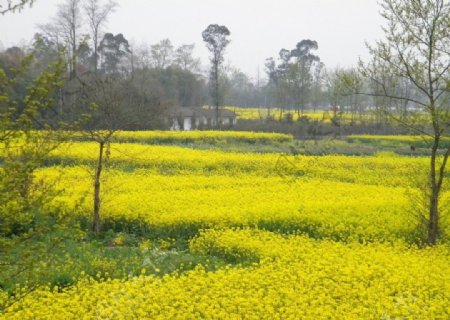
3;229;450;319
51;142;430;184
45;167;423;241
223;106;330;121
112;130;293;144
223;106;381;123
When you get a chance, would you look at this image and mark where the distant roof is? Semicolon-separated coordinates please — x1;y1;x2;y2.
168;107;235;118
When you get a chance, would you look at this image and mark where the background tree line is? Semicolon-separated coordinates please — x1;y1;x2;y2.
0;0;446;136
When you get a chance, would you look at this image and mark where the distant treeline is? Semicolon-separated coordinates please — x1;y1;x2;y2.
0;0;431;133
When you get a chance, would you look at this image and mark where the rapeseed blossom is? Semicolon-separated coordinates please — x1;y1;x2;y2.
3;230;450;319
2;133;449;319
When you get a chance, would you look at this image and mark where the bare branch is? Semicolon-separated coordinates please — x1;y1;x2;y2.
0;0;35;14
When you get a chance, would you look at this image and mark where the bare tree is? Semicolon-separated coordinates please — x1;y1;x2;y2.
132;43;152;70
174;43;201;73
150;38;174;69
84;0;117;73
61;0;83;79
39;0;83;79
78;75;125;234
349;0;450;245
0;0;35;14
78;74;164;233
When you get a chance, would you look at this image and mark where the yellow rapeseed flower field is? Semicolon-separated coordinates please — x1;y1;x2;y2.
3;229;450;319
2;132;450;319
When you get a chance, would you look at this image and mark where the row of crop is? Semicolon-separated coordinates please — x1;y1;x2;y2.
111;130;294;144
225;106;384;123
348;135;450;148
48;142;434;187
224;106;330;121
38;165;450;243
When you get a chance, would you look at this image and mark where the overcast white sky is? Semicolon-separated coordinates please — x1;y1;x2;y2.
0;0;385;78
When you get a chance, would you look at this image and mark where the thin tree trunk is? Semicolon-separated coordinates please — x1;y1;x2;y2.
214;62;220;129
93;141;104;234
70;24;77;79
94;36;98;73
428;186;439;245
428;144;450;244
427;134;440;245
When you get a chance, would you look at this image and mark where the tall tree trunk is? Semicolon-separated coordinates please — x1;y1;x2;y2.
70;21;77;80
427;185;439;245
427;133;440;245
94;36;98;73
93;141;104;234
214;62;220;129
428;143;450;245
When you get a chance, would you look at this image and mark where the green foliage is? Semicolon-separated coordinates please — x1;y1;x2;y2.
0;52;83;309
0;55;67;236
0;232;221;295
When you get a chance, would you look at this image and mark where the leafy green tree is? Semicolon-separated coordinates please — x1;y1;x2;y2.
265;40;322;115
84;0;118;73
289;40;320;115
98;33;131;74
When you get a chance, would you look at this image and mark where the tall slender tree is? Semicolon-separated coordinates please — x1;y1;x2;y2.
84;0;117;73
39;0;83;79
202;24;230;127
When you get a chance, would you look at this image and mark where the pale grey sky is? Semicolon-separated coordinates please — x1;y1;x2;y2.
0;0;384;78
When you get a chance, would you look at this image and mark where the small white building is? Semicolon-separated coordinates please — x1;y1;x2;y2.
168;107;237;131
